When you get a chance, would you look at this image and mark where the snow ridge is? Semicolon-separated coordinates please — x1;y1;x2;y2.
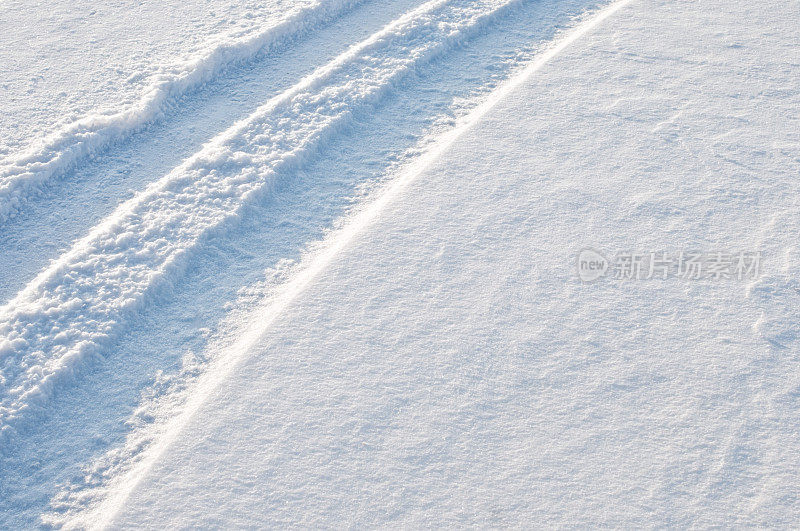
0;0;523;452
0;0;366;226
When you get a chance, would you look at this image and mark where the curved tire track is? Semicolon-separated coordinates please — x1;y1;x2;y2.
0;0;523;452
0;0;368;226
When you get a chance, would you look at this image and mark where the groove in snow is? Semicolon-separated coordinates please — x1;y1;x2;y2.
0;0;526;453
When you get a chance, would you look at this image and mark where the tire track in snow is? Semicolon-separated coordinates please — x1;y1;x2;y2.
0;0;368;226
10;1;603;524
43;0;636;525
0;0;425;306
0;0;524;453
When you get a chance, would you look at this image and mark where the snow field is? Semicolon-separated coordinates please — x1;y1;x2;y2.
1;0;797;526
0;0;525;456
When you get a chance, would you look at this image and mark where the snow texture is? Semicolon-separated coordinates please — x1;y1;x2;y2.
0;0;366;224
1;0;799;526
0;0;521;453
88;0;800;526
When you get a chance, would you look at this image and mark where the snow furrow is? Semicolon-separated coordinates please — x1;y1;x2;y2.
0;0;522;451
0;0;367;226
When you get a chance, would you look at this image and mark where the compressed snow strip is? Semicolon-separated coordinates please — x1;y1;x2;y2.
0;0;522;452
0;0;366;226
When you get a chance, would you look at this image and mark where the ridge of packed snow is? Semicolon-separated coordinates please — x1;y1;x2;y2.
0;0;367;226
0;0;524;452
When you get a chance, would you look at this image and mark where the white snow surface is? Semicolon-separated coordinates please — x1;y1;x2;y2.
0;0;522;455
0;0;342;156
1;0;799;527
0;0;366;223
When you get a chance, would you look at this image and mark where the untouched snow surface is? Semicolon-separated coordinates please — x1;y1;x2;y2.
1;0;799;527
